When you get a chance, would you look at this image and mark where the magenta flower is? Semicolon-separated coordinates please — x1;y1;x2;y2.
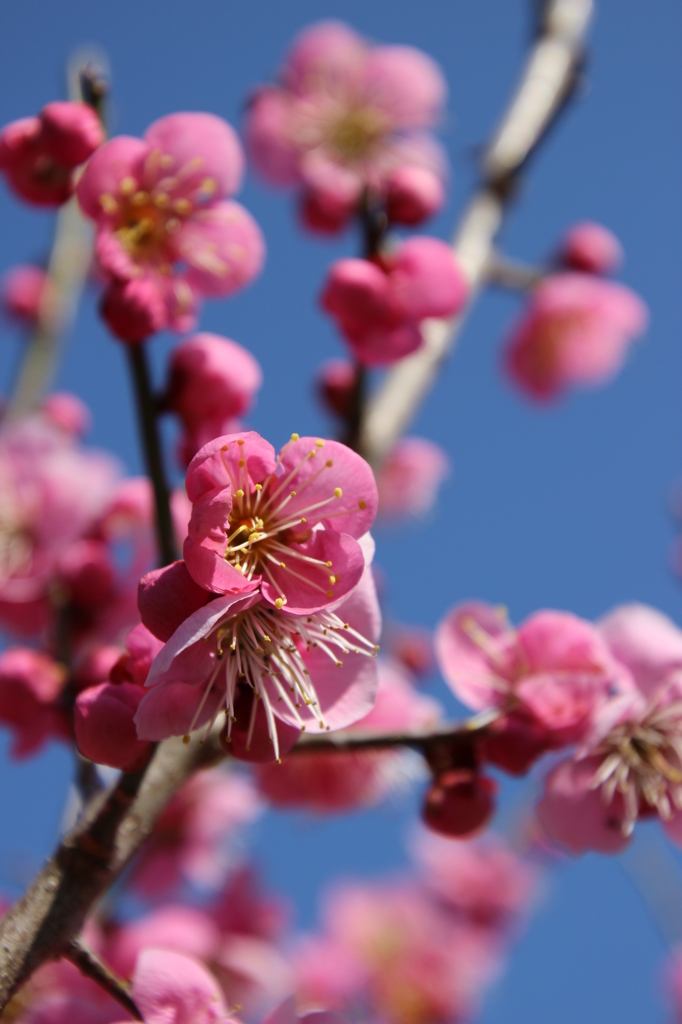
118;948;234;1024
245;21;448;232
135;558;381;760
1;264;48;326
537;603;682;853
76;113;264;336
0;414;120;635
435;601;622;772
183;431;377;613
0;648;70;757
321;238;468;365
0;101;103;206
127;768;262;897
255;658;442;812
164;334;263;465
503;272;648;400
558;221;623;275
376;436;450;521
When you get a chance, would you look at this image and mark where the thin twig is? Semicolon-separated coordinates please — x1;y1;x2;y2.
66;938;142;1020
126;344;178;567
487;254;546;291
4;55;108;422
359;0;593;465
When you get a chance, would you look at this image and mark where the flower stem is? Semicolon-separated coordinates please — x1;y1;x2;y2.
126;343;178;567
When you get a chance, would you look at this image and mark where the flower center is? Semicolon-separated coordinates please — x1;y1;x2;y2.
221;436;358;608
591;703;682;832
184;604;379;759
326;107;387;162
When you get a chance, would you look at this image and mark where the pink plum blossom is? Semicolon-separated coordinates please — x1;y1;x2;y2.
295;881;499;1024
255;658;442;812
0;648;70;757
411;829;537;930
165;334;262;465
135;557;381;761
127;768;262;896
76;113;264;336
376;436;450;520
182;431;377;613
435;601;622;772
245;21;448;232
503;273;648;400
0;101;103;206
1;265;49;325
537;604;682;853
321;238;468;365
559;221;623;275
74;681;151;771
0;414;120;634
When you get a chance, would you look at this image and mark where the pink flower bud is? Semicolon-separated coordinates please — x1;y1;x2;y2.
72;645;125;694
75;681;152;770
39;101;104;165
320;258;394;331
166;333;262;429
376;436;450;520
299;181;359;234
422;769;497;838
482;711;554;775
58;539;115;607
1;264;48;324
110;623;164;686
386;165;445;225
559;221;623;275
42;392;92;437
100;277;167;342
0;649;69;757
316;358;357;419
386;237;468;322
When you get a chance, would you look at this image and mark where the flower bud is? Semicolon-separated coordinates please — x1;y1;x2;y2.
75;682;152;770
559;221;622;275
422;769;497;838
386;165;445;226
100;278;166;343
316;358;357;419
1;264;48;325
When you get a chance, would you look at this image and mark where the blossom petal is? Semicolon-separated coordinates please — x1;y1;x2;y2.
144;112;244;198
186;431;277;503
132;948;229;1024
76;136;148;220
435;601;517;711
175;201;265;298
261;530;364;613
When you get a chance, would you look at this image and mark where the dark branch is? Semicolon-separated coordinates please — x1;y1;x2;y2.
66;938;142;1020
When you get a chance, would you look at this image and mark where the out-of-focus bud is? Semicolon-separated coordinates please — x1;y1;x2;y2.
422;769;497;838
1;264;48;325
100;277;167;343
316;358;357;419
75;681;152;770
559;221;623;275
42;392;92;438
299;180;359;234
72;645;124;694
376;436;450;521
386;165;445;226
165;333;262;428
0;102;103;206
57;539;115;607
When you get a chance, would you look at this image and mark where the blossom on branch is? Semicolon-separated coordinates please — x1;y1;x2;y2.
0;101;103;206
502;273;648;400
76;113;264;338
321;237;467;365
245;20;449;233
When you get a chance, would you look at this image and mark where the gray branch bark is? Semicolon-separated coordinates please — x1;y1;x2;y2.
359;0;593;466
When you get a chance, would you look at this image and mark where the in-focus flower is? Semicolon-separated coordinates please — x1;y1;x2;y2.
164;334;263;465
0;101;103;206
76;112;264;337
321;238;467;365
1;265;48;326
183;431;377;613
255;658;441;812
435;601;622;773
245;21;449;232
558;221;623;275
135;558;381;761
503;273;648;400
376;436;450;521
537;603;682;853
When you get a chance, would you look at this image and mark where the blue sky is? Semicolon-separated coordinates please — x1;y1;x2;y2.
0;2;681;1021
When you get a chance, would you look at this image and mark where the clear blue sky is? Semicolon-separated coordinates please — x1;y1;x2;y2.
1;2;681;1022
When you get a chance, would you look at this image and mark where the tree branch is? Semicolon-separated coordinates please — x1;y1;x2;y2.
126;344;179;567
66;938;142;1020
4;55;108;422
358;0;593;465
0;736;222;1009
